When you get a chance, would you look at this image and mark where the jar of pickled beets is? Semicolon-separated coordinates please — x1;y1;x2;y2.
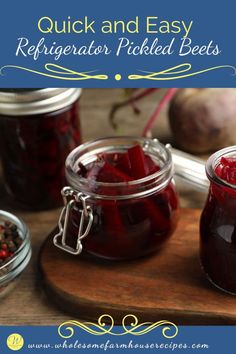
54;137;179;260
200;146;236;294
0;88;81;210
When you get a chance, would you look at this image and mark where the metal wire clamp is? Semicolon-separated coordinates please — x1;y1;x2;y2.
53;186;93;255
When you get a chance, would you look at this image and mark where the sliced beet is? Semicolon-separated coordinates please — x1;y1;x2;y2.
102;201;129;247
215;157;236;185
57;117;70;133
223;167;236;185
215;164;224;179
86;160;104;180
144;155;160;175
98;153;113;163
103;200;124;232
164;183;179;210
214;158;236;198
144;198;170;231
78;145;160;183
97;161;133;183
221;156;236;168
128;144;148;179
115;152;132;175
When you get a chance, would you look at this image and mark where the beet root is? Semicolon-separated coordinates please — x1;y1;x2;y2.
168;88;236;154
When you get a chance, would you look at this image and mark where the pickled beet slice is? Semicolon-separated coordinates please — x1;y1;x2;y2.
145;155;160;174
57;118;70;133
215;164;224;179
126;145;168;230
86;160;104;180
215;157;236;185
97;153;114;164
128;144;148;179
144;198;169;231
79;145;161;182
221;156;236;168
100;200;135;253
97;161;133;183
213;156;236;200
103;200;125;233
115;153;131;175
223;167;236;184
165;184;179;210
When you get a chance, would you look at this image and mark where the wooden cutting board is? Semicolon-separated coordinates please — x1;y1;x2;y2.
39;208;236;325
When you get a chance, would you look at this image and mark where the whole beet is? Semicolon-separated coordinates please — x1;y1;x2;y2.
169;88;236;153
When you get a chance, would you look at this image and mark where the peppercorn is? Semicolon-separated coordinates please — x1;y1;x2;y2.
10;224;17;232
0;221;22;265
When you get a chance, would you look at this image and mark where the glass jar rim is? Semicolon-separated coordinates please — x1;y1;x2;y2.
0;88;81;116
65;136;173;200
206;145;236;189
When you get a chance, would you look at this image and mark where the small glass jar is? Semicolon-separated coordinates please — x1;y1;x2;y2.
200;146;236;294
0;88;82;210
54;137;179;260
0;210;31;297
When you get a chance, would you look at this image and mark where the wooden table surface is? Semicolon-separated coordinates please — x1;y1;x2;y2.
0;89;207;325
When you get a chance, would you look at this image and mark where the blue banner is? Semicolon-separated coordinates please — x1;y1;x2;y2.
0;0;235;87
0;324;236;354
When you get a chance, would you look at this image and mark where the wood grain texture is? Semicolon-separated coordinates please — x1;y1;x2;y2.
0;89;207;324
39;208;236;325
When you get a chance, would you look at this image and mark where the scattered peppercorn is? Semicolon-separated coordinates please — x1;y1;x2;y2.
0;221;22;265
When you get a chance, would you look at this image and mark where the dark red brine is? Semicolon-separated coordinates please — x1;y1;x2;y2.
64;137;179;260
0;89;81;210
200;147;236;294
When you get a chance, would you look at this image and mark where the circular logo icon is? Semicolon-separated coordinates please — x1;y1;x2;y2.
7;333;24;351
